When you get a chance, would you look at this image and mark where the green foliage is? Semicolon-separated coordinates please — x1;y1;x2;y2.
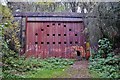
24;58;74;78
0;23;8;52
89;57;120;78
89;38;120;78
3;56;75;78
0;4;20;53
3;71;24;78
97;38;113;58
25;68;65;78
3;56;42;78
42;58;74;70
0;5;22;78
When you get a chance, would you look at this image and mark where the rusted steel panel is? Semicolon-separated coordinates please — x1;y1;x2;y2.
59;23;61;57
66;23;71;58
62;23;65;58
54;23;58;57
43;22;46;58
45;22;50;58
41;22;45;58
38;22;42;58
52;23;55;57
26;21;85;59
49;23;53;57
26;22;35;57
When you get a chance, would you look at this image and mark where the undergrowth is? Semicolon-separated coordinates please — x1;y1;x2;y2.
3;55;75;78
89;38;120;78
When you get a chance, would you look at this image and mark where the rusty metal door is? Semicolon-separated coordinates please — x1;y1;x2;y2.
26;21;85;58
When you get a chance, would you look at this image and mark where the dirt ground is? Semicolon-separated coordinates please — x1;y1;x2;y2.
57;60;91;78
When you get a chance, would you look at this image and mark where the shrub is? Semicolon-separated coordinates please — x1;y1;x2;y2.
98;38;113;58
89;38;120;78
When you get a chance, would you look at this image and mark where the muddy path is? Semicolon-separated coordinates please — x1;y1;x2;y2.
56;60;91;78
